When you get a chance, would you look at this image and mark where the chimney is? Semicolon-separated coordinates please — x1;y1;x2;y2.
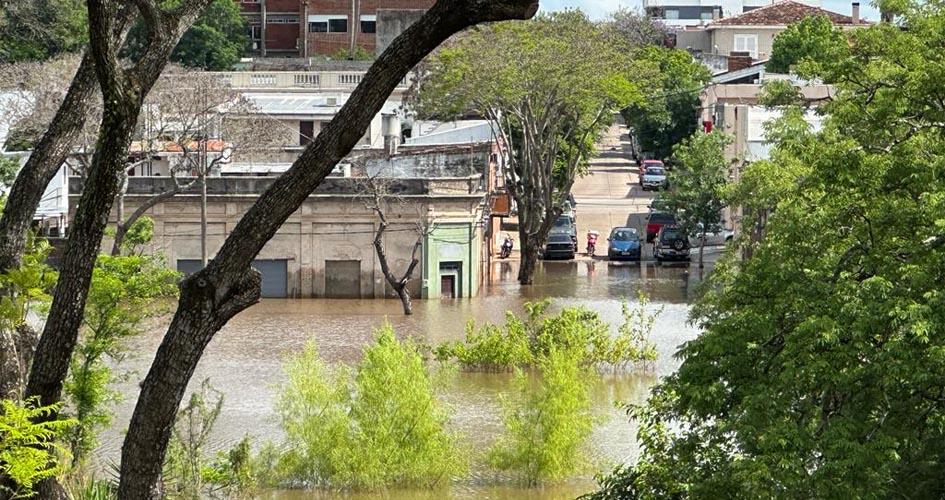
727;51;752;72
712;6;721;21
852;2;860;23
382;113;401;156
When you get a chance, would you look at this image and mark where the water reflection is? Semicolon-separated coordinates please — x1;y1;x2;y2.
98;261;705;498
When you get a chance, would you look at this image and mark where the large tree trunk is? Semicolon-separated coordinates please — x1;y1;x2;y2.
518;231;541;284
25;0;215;408
117;1;539;496
0;53;97;274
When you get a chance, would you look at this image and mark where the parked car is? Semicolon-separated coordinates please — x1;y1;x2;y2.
642;166;668;191
688;224;735;247
550;214;577;248
654;225;691;262
645;211;676;242
639;159;665;186
607;227;642;261
543;232;576;259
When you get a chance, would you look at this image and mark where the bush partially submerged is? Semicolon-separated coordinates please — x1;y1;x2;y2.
488;348;596;485
434;295;659;371
268;324;466;490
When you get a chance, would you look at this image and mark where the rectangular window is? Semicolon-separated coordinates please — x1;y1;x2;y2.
700;11;713;20
328;18;348;33
734;34;758;58
664;8;679;19
360;14;377;33
309;15;347;33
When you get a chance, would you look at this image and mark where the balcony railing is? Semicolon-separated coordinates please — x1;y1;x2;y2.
208;71;411;91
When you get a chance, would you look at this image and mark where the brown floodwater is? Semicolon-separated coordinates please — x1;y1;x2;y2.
96;260;707;498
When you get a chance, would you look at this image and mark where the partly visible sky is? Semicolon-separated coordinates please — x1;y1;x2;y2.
541;0;881;21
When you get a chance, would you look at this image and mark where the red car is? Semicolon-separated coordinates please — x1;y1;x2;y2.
639;159;665;185
645;211;676;243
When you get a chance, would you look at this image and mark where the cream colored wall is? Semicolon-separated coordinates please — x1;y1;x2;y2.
97;193;485;298
710;27;783;59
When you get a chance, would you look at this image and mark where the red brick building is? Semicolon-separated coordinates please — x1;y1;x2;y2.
237;0;434;58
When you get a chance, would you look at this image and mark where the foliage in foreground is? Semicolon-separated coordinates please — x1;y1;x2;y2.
162;380;256;499
65;237;180;463
0;398;74;499
266;324;465;490
434;297;658;371
489;348;595;485
590;4;945;498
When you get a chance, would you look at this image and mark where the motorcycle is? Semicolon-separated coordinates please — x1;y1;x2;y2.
500;235;514;259
586;230;599;256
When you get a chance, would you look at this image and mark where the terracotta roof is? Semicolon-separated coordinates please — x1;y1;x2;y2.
129;139;230;154
710;0;868;26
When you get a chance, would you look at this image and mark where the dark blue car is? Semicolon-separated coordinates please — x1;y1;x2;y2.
607;227;642;261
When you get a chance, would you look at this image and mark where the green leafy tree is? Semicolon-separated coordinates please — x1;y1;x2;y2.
622;46;710;161
767;14;850;75
64;251;179;463
435;298;658;371
665;131;733;268
124;0;247;70
269;324;466;489
0;398;74;499
0;0;87;63
0;157;20;192
489;348;595;485
589;3;945;498
414;12;640;284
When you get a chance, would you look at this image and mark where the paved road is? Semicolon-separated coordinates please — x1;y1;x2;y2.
572;122;656;260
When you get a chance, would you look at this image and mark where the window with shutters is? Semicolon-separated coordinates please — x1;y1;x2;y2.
733;34;758;58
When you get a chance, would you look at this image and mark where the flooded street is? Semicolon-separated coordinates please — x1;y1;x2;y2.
97;260;706;498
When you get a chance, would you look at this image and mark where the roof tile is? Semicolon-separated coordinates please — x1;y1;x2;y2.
711;0;868;26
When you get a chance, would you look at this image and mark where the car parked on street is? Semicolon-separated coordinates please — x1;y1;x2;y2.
642;166;668;191
639;159;665;186
607;227;642;261
542;232;576;260
550;214;577;248
645;211;676;242
688;224;735;247
654;225;691;262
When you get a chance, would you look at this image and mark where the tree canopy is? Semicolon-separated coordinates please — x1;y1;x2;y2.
767;14;850;75
621;46;710;161
590;3;945;498
124;0;248;70
0;0;87;63
414;11;640;283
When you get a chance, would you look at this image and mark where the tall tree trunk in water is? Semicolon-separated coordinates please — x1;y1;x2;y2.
517;223;539;284
200;171;208;265
699;231;706;268
25;0;216;408
117;2;539;496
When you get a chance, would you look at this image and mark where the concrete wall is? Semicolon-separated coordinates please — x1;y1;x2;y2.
710;26;782;59
375;9;426;54
71;175;491;298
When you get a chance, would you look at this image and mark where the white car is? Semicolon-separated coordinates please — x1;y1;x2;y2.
688;225;734;247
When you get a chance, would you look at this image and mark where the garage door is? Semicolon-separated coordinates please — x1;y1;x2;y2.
177;259;288;298
324;260;360;298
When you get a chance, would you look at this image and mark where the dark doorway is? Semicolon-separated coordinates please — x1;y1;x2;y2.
299;120;314;146
440;275;455;299
325;260;361;298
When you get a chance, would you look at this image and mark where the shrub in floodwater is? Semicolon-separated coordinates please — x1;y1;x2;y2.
269;323;466;490
435;295;659;371
488;347;595;485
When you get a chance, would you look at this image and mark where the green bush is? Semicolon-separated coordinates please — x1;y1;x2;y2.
0;398;74;499
435;296;659;371
488;348;595;484
269;323;466;490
